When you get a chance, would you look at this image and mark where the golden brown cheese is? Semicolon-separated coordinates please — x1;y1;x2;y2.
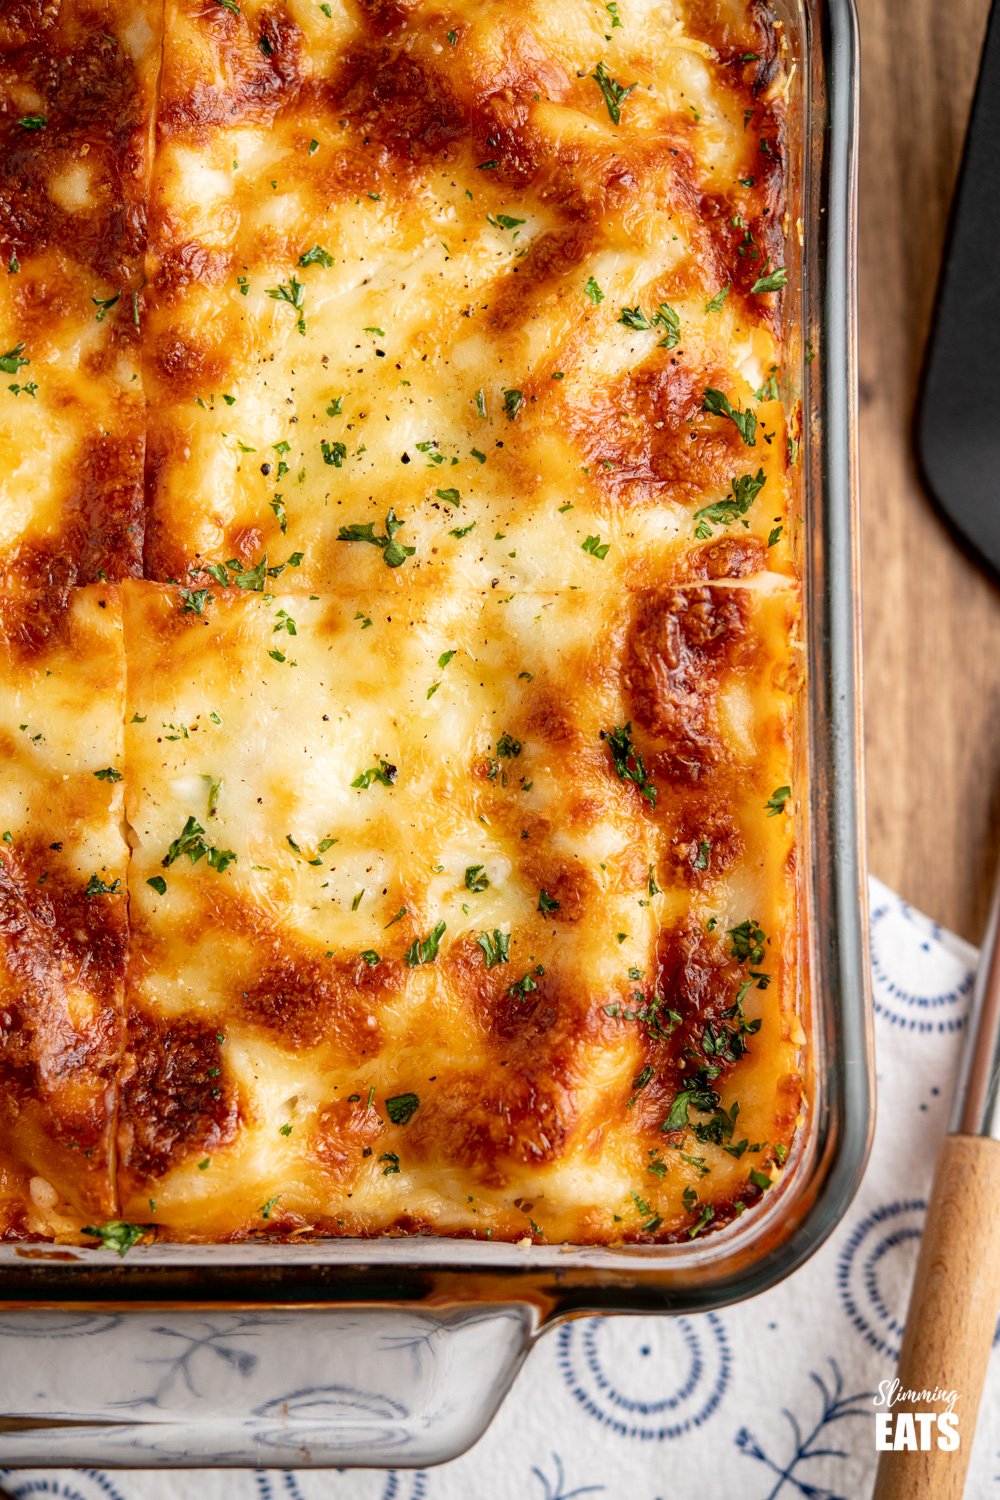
0;586;127;1237
142;0;794;594
117;580;799;1242
0;0;160;585
0;0;805;1247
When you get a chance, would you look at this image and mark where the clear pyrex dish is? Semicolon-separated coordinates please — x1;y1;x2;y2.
0;0;871;1468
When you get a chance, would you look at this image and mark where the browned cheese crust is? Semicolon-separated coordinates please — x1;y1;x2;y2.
0;0;804;1247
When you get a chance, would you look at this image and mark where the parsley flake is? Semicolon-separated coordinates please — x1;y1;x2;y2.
337;509;415;568
702;387;757;445
405;920;446;966
600;723;656;806
592;60;636;125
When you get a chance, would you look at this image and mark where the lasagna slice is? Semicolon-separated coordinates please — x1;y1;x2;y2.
0;0;160;585
143;0;795;596
118;579;799;1242
0;586;127;1237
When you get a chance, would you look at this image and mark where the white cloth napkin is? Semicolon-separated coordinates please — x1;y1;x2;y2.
3;876;996;1500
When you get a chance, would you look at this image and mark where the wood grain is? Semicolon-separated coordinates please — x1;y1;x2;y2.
858;0;1000;942
871;1133;1000;1500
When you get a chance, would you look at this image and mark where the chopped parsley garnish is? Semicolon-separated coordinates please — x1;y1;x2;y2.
360;949;381;966
93;767;123;782
321;439;347;467
701;387;757;446
85;874;121;898
260;1195;281;1220
81;1221;147;1256
298;244;333;267
600;723;656;806
509;964;543;998
767;524;782;547
162;815;236;873
477;928;510;968
0;344;28;375
351;759;397;789
705;284;730;313
618;305;652;330
202;553;303;590
385;1091;420;1124
616;302;680;348
729;918;766;965
146;875;167;895
693;840;710;870
487;213;526;231
213;0;240;12
627;1065;654;1108
404;920;446;966
18;115;47;130
179;587;212;616
584;275;605;305
582;533;610;559
693;468;766;538
654;302;681;348
465;864;490;892
765;785;791;816
662;1081;721;1133
606;1;622;27
92;292;120;322
379;1152;400;1174
337;508;415;568
266;276;306;334
538;889;560;914
751;267;788;294
435;487;460;506
592;60;636;125
689;1204;715;1238
749;1167;772;1191
496;731;521;759
502;388;523;420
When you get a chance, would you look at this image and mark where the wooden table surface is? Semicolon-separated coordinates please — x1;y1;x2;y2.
858;0;1000;943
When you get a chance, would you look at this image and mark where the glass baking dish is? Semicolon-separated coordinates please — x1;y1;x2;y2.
0;0;871;1468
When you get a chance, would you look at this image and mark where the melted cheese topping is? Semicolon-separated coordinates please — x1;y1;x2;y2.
0;587;126;1237
0;0;804;1246
118;579;800;1241
143;0;794;595
0;0;160;586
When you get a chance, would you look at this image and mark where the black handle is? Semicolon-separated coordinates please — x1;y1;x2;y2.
917;0;1000;578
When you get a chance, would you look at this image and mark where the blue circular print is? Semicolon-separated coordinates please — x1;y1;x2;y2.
837;1200;926;1359
251;1384;414;1455
0;1473;128;1500
869;896;972;1033
0;1313;121;1339
256;1472;427;1500
556;1313;730;1440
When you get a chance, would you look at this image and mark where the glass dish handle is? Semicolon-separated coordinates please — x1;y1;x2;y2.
0;1302;537;1468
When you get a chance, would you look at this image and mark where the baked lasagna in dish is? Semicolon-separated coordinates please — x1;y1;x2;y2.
0;0;803;1246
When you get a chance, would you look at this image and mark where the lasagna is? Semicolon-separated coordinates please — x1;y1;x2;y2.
0;0;803;1246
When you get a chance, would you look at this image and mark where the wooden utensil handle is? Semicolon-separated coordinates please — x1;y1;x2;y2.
873;1133;1000;1500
